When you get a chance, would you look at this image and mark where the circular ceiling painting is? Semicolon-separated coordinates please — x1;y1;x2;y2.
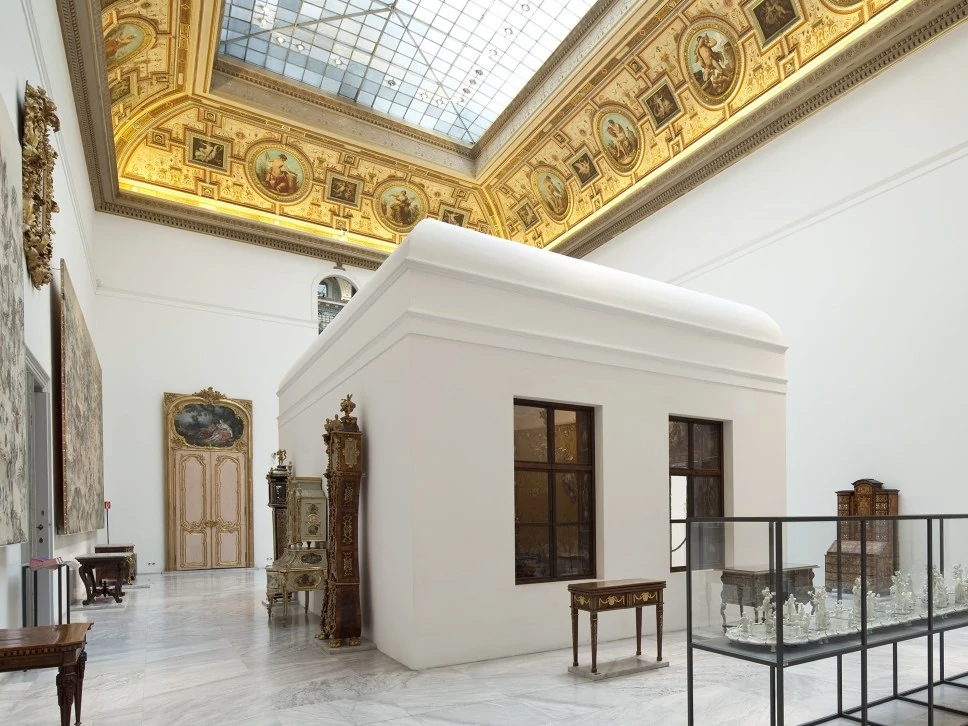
104;18;154;69
244;141;313;204
680;19;744;108
531;167;570;223
594;106;643;174
373;180;428;234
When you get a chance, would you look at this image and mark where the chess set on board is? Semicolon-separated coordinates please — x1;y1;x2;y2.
725;566;968;648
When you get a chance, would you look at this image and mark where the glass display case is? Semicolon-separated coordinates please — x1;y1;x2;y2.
686;515;968;725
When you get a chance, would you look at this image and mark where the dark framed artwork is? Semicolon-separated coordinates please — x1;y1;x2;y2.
514;200;540;231
567;148;601;189
438;204;467;227
746;0;803;47
640;81;683;132
186;131;230;173
325;173;362;208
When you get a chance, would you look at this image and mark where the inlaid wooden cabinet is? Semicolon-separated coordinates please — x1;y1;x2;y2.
824;479;899;595
165;388;254;571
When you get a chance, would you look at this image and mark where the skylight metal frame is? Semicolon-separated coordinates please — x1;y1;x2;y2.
218;0;597;144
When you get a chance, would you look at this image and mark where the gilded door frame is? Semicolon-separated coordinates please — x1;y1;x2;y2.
163;387;254;570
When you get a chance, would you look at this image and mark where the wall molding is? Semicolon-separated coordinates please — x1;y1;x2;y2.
96;285;317;329
669;138;968;287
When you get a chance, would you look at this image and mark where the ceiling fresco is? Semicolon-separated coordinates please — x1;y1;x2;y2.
77;0;966;264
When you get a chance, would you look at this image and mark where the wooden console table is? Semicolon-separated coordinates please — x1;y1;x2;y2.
568;578;665;675
94;543;136;583
75;553;131;605
0;623;91;726
719;564;817;632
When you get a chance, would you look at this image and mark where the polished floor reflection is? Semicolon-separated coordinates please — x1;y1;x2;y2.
1;569;965;725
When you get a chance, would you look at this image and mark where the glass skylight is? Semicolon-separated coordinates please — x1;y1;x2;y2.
218;0;597;144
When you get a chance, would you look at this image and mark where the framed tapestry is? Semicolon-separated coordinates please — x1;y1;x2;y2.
0;94;27;545
56;260;104;534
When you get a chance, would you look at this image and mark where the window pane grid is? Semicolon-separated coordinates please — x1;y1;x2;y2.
514;400;594;584
669;417;724;572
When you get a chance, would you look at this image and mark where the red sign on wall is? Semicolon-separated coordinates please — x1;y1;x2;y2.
104;501;111;510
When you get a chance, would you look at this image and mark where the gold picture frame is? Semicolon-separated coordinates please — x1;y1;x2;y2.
21;83;59;289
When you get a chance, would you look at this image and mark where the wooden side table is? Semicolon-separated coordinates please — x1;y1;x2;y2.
719;564;817;632
568;578;666;676
0;623;92;726
94;543;136;583
75;553;131;605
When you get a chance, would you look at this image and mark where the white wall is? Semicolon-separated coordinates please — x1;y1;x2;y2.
587;22;968;568
95;214;374;573
279;222;787;668
0;0;99;628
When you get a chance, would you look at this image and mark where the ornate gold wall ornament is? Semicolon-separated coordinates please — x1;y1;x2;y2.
21;83;60;289
193;386;226;403
599;595;624;607
680;18;745;108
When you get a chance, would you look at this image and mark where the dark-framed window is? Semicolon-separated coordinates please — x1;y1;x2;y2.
514;400;595;584
670;417;724;572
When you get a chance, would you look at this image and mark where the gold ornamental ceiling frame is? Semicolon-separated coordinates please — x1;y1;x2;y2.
57;0;968;268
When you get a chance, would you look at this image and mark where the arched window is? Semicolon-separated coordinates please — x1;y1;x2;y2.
317;276;357;333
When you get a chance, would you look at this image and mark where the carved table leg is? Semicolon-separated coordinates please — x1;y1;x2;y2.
282;588;288;627
571;606;578;667
111;563;126;604
590;612;598;675
656;604;664;662
56;666;76;726
721;584;728;633
737;584;745;627
74;651;87;725
304;591;309;614
635;606;642;657
78;564;97;606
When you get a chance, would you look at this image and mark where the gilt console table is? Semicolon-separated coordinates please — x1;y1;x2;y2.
0;623;91;726
568;578;666;679
75;553;131;605
719;563;817;632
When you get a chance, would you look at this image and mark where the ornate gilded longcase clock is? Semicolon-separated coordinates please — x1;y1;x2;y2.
319;395;364;647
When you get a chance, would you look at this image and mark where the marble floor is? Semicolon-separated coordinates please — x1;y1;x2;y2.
2;569;967;725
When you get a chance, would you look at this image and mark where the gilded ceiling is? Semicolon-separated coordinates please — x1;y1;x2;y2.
61;0;967;266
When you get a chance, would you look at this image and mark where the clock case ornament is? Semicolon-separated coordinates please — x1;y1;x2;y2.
22;82;60;289
319;394;364;647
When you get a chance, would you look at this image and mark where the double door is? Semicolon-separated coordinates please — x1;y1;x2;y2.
172;450;248;570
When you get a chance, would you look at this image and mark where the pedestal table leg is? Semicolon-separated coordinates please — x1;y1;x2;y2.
56;667;76;726
590;612;598;675
635;607;642;657
74;651;87;725
571;606;579;667
657;604;664;662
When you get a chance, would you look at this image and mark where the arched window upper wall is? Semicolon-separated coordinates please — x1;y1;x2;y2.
316;275;358;334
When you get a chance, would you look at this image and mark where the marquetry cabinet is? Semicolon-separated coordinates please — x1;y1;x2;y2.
824;479;899;595
320;395;364;647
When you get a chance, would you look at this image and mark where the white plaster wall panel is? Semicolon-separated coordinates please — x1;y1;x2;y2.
0;0;99;628
279;221;786;668
586;21;968;574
